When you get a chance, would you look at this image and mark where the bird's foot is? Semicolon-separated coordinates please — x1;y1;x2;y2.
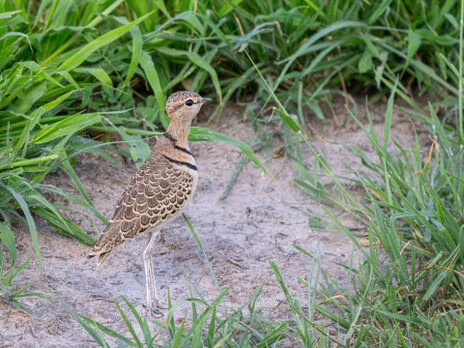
143;299;167;319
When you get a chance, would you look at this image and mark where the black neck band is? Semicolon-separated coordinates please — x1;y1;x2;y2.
162;155;197;171
174;145;192;156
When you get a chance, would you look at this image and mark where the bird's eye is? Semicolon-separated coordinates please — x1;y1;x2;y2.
185;99;194;106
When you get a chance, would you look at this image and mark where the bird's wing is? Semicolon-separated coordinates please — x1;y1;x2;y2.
88;156;196;257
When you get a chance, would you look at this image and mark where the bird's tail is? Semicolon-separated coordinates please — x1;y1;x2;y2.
87;250;112;264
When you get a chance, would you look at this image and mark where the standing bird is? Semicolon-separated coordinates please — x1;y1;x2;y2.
88;91;212;317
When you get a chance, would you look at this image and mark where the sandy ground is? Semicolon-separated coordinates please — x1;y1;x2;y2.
0;98;428;346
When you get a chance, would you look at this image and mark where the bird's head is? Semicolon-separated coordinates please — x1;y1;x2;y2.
165;91;212;122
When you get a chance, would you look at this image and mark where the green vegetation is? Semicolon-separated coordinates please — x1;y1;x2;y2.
284;87;464;345
1;0;463;346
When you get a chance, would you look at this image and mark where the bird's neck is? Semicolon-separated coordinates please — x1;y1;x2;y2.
165;119;191;149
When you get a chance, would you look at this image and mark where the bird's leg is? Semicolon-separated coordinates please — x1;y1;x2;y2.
143;230;163;318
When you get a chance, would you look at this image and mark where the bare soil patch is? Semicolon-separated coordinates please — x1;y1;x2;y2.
0;99;428;346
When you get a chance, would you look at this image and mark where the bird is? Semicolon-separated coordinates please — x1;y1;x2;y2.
88;90;212;317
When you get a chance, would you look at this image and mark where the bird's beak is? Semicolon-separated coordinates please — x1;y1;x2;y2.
201;97;213;104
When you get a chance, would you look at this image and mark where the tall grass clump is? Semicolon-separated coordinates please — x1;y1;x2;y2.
198;0;461;123
279;50;464;347
6;0;458;122
0;3;145;266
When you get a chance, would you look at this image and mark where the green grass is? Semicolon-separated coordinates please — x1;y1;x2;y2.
3;0;462;121
1;0;463;346
68;290;291;347
274;27;464;347
290;93;464;345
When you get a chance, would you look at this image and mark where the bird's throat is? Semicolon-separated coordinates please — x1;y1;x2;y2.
165;120;191;149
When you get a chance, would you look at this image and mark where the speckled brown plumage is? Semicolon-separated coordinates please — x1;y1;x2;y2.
89;153;196;263
88;90;212;317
